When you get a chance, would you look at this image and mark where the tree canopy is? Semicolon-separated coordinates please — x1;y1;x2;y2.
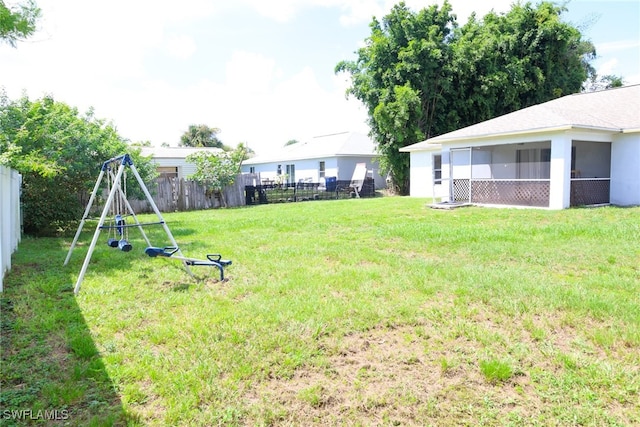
186;144;246;207
336;1;596;194
180;124;228;149
0;92;156;235
0;0;40;46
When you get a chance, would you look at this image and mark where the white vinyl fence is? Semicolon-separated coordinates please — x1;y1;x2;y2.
1;166;22;292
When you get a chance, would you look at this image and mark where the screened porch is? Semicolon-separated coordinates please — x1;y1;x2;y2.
444;141;610;207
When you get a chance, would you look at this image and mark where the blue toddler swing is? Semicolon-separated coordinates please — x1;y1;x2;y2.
105;167;132;251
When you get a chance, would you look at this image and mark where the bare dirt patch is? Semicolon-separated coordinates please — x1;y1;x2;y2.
244;323;541;426
242;298;638;425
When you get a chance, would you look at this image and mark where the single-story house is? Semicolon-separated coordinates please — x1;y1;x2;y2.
400;84;640;209
241;131;385;189
140;146;224;180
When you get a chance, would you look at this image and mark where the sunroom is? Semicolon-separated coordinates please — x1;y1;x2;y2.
443;140;611;208
401;85;639;210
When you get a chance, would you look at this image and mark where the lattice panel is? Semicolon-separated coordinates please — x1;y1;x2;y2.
452;180;550;207
470;180;550;207
452;179;470;202
570;180;610;206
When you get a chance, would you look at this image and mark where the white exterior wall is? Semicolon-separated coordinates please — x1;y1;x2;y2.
610;132;640;206
408;151;433;197
549;135;572;209
242;158;339;182
241;156;385;188
440;148;451;201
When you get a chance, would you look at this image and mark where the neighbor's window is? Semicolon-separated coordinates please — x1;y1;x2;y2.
319;161;325;179
277;164;282;175
249;166;255;174
433;154;442;184
158;166;178;180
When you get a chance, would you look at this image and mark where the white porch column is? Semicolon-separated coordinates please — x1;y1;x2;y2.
440;147;452;202
549;135;572;209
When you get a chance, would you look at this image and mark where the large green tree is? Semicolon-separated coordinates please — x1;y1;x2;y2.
336;1;596;194
0;0;40;46
180;124;227;149
0;93;156;235
337;2;455;194
448;2;595;130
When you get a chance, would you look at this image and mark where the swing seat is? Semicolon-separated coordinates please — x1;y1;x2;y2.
107;238;119;248
119;239;133;252
206;254;232;266
145;246;179;257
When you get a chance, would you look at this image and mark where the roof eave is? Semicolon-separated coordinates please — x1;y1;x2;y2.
425;124;625;146
399;143;441;152
622;127;640;134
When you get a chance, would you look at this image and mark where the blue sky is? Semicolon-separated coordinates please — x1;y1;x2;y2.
1;0;638;155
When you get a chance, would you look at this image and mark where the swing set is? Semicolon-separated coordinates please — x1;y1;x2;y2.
64;154;231;294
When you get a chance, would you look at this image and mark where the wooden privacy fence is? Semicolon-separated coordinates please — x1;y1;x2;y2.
129;173;259;213
1;166;22;292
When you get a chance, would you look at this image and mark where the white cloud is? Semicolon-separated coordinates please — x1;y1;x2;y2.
225;51;279;95
165;34;197;60
597;58;618;76
90;49;367;155
596;39;640;55
211;58;367;154
236;0;515;27
240;0;302;22
624;73;640;85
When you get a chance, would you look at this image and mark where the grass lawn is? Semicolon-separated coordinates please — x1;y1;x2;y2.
1;197;639;426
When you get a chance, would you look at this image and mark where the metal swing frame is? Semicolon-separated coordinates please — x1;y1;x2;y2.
64;154;192;294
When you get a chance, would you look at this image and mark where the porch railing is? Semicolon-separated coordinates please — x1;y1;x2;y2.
453;179;550;207
570;178;610;206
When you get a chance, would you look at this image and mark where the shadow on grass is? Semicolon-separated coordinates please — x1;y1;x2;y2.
0;237;136;426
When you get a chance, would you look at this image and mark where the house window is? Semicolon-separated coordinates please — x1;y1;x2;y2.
433;154;442;184
158;167;178;180
319;161;325;179
277;165;282;175
249;166;255;174
286;164;296;184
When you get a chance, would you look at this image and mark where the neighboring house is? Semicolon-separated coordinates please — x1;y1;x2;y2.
140;146;224;180
241;131;385;189
400;85;640;209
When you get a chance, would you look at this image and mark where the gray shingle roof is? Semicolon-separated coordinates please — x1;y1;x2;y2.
401;85;640;151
